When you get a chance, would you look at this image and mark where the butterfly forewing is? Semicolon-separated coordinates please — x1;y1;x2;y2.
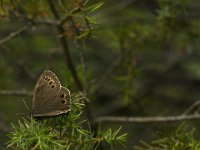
32;70;71;118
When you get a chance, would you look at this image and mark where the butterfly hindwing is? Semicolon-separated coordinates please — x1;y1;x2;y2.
58;86;71;109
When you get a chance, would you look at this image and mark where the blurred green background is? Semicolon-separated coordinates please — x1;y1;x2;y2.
0;0;200;149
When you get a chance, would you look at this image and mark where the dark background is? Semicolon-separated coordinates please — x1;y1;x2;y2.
0;0;200;149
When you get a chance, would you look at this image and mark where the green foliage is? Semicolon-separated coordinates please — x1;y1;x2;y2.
134;124;200;150
0;0;103;41
7;118;64;150
0;0;200;149
7;93;127;150
85;2;104;13
101;127;127;149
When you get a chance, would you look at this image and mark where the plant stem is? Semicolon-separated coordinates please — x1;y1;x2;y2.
47;0;96;133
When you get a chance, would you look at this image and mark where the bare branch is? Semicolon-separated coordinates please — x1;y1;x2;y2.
0;25;30;45
0;90;32;96
21;15;58;26
91;55;121;93
95;100;200;123
95;114;200;123
27;19;59;26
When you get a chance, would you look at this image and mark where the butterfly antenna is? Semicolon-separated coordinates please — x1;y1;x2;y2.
23;99;31;113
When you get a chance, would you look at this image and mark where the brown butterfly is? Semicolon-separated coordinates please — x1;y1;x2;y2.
32;70;71;118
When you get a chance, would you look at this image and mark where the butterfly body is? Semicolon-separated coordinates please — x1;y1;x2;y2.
32;70;71;118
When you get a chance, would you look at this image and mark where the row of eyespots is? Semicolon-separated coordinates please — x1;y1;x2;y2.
60;93;67;104
60;99;67;104
43;76;56;88
60;93;66;99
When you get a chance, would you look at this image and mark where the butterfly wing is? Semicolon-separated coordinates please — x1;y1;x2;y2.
32;70;61;116
59;86;71;108
33;86;71;117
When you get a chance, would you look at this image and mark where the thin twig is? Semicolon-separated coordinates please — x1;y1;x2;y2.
0;90;32;96
0;25;30;45
2;45;35;80
182;101;200;115
22;15;58;26
59;6;82;26
95;114;200;123
92;55;121;92
27;18;59;26
94;0;137;18
2;13;58;26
